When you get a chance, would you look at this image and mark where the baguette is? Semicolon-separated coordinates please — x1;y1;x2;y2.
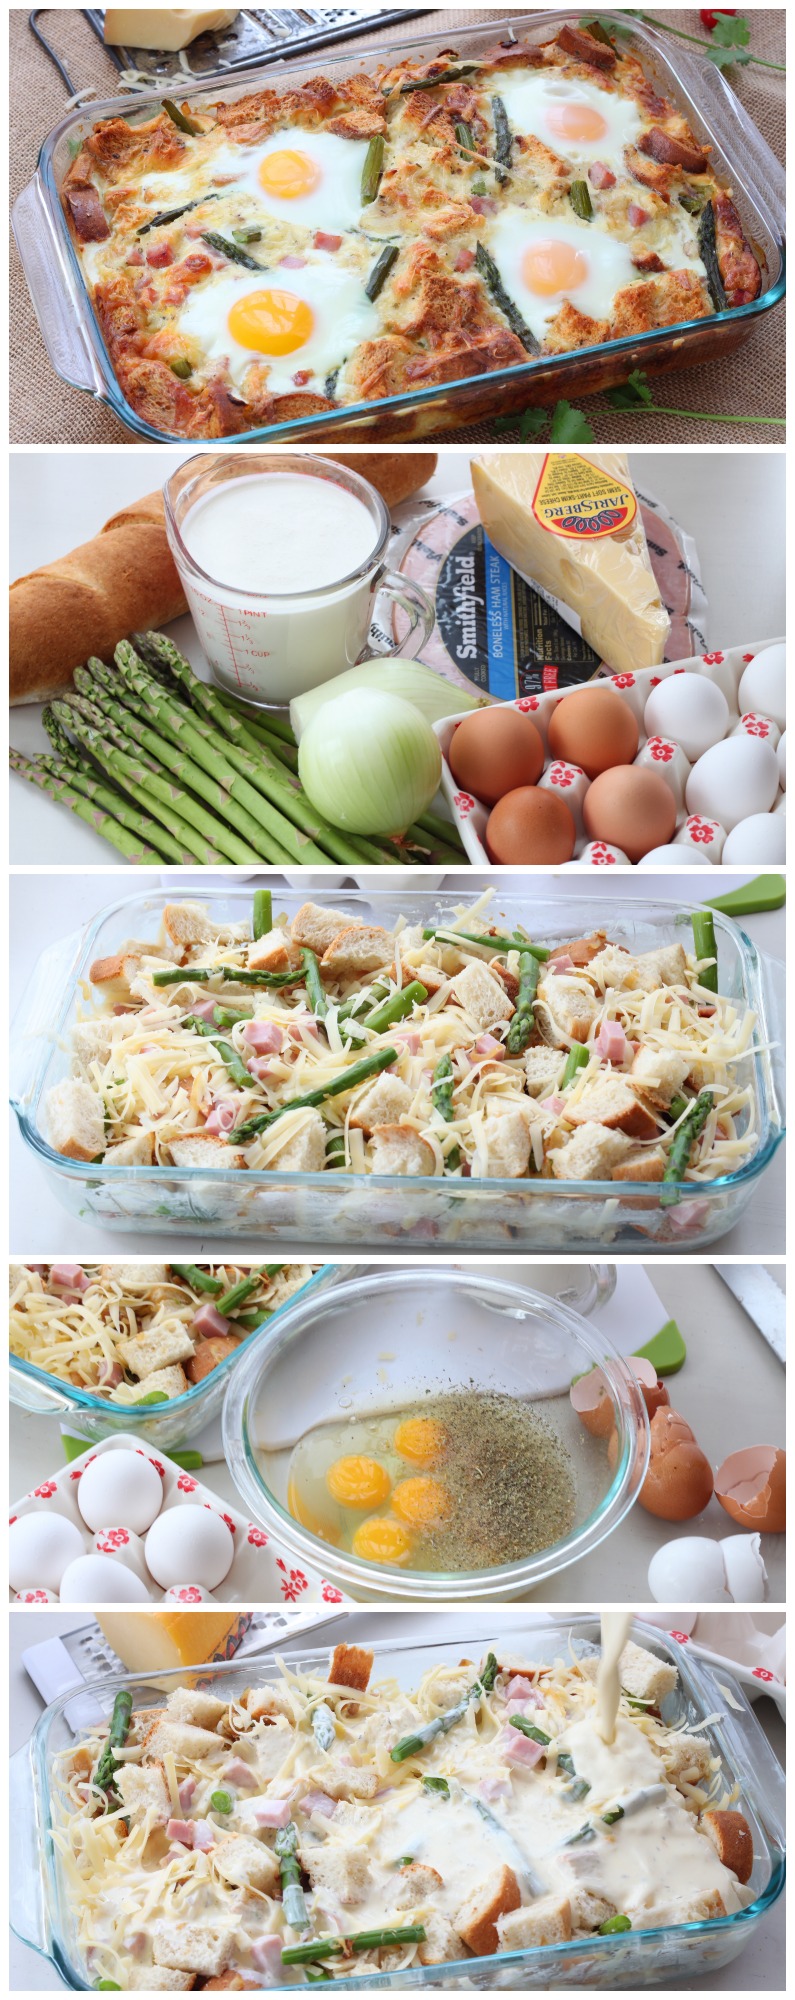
322;451;437;508
10;491;187;705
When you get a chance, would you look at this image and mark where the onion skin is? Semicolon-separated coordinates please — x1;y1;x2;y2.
298;688;442;836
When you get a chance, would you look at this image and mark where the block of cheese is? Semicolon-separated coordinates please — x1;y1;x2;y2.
97;1610;249;1672
471;451;670;676
104;9;239;50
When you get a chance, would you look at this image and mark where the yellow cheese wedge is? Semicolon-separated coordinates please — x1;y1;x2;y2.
471;450;670;676
104;9;239;51
97;1609;248;1672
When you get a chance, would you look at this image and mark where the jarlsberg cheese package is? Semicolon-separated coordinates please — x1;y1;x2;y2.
471;451;671;677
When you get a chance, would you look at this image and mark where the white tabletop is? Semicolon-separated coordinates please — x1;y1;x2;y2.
9;1609;785;1992
9;449;786;864
9;869;785;1254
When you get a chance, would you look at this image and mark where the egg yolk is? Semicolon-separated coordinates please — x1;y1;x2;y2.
522;239;589;297
547;101;608;144
227;289;314;356
326;1455;392;1511
394;1416;449;1468
259;148;322;200
391;1476;452;1530
351;1516;414;1566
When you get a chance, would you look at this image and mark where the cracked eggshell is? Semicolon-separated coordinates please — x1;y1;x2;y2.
720;1533;768;1603
714;1446;786;1533
648;1537;730;1604
639;1408;714;1521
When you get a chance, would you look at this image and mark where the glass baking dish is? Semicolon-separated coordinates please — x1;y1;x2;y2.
12;10;785;444
9;882;784;1253
9;1618;785;1991
8;1263;341;1450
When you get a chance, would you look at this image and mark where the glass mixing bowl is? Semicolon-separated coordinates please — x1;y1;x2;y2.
222;1267;648;1601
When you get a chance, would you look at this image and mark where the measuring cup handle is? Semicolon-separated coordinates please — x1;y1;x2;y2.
372;569;435;659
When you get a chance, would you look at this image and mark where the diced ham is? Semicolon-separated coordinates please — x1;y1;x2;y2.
252;1936;284;1980
500;1727;544;1767
97;1360;124;1388
223;1758;258;1788
479;1774;512;1803
125;1933;147;1959
589;162;615;190
596;1020;628;1063
126;247;144;266
205;1100;243;1135
192;1819;215;1851
505;1698;537;1718
192;997;221;1022
254;1797;294;1828
243;1021;284;1055
390;1030;421;1054
455;247;476;271
280;255;306;269
540;1094;566;1115
470;194;498;215
299;1790;337;1819
182;252;213;276
505;1676;542;1705
549;953;575;974
193;1302;232;1339
314;231;341;251
628;203;650;227
146;240;174;267
166;1819;195;1845
293;370;312;386
668;1198;711;1232
178;1777;196;1811
476;1034;506;1059
50;1264;90;1292
287;1020;319;1042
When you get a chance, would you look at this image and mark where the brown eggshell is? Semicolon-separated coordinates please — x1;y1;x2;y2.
570;1368;613;1438
547;688;639;779
186;1333;241;1383
583;767;677;863
639;1406;714;1521
714;1446;786;1533
486;787;576;864
448;707;544;806
640;1376;671;1419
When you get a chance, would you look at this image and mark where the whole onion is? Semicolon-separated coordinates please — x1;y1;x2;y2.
297;689;442;835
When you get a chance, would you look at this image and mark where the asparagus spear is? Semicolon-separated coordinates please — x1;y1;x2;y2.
413;808;466;853
660;1090;713;1204
569;178;593;220
275;1822;309;1930
431;1053;455;1122
183;1016;254;1091
37;755;195;866
253;889;272;939
359;981;428;1034
202;229;264;270
390;1653;498;1762
10;751;161;865
422;927;549;960
365;243;399;300
475;242;539;352
213;1006;253;1028
312;1702;336;1752
509;1717;550;1745
361;133;385;204
79;661;289;864
229;1046;399;1144
422;1776;450;1797
169;1265;223;1295
698;200;728;312
49;702;256;867
691;911;718;993
162;96;203;136
215;1272;264;1315
95;1690;133;1797
455;119;475;155
492;95;512;183
151;964;299;990
282;1928;426;1966
505;952;539;1054
561;1042;590;1089
396;61;481;92
301;947;329;1020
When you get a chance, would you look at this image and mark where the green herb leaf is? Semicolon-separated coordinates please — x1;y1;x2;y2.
708;44;752;68
711;14;751;49
550;399;595;443
606;368;654;409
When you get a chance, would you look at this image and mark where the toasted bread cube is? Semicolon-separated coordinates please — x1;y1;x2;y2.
257;1108;326;1173
116;1760;170;1826
116;1363;188;1404
631;1045;691;1110
169;1134;246;1170
214;1835;280;1894
305;1845;371;1907
321;925;395;978
329;1643;373;1692
144;1715;225;1761
537;976;599;1046
291;903;353;954
456;1864;521;1957
662;1733;715;1787
118;1324;196;1378
130;1971;196;1991
633;943;688;991
115;1263;169;1288
163;904;218;951
243;1685;294;1723
682;1889;727;1921
701;1810;753;1885
248;927;301;974
321;1768;380;1801
350;1075;414;1133
167;1688;228;1729
153;1924;234;1978
104;1131;157;1166
397;1862;444;1906
567;1079;659;1142
497;1893;572;1950
453;961;514;1034
524;1047;566;1098
45;1079;105;1162
89;948;145;986
587;946;637;991
411;962;449;995
570;1889;617;1932
72;1019;115;1068
417;1915;465;1966
368;1125;435;1176
550;1123;634;1181
619;1639;677;1707
476;1108;531;1180
611;1147;666;1183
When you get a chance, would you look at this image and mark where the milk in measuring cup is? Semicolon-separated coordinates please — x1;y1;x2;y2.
180;472;381;704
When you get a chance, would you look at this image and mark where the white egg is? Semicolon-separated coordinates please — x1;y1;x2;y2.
722;813;787;865
92;1526;150;1583
145;1505;234;1590
14;1587;59;1603
9;1513;85;1593
774;791;786;815
644;677;729;762
487;209;638;346
163;1584;215;1603
59;1554;152;1604
720;1533;767;1604
648;1537;730;1604
497;71;641;168
738;644;786;729
674;814;725;862
637;845;711;867
177;257;378;394
77;1451;163;1535
777;730;786;790
685;737;779;832
210;128;370;231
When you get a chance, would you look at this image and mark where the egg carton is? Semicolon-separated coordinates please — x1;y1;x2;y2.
9;1433;350;1609
433;638;785;867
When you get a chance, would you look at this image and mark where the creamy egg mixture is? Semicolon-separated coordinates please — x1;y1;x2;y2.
52;1634;752;1989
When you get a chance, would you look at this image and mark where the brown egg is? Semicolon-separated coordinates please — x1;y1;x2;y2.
547;688;639;778
583;766;677;862
639;1407;714;1520
448;706;544;806
486;787;575;864
714;1445;786;1533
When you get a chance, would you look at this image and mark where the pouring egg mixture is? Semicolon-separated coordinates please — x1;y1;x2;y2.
43;892;760;1202
53;1634;754;1987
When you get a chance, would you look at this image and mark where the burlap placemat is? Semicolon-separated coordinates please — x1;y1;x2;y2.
10;6;785;445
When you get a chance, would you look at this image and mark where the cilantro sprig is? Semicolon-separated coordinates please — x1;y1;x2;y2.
495;399;595;444
493;370;784;440
580;12;784;74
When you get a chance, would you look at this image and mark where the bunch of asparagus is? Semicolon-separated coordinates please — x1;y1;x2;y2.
10;631;467;869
